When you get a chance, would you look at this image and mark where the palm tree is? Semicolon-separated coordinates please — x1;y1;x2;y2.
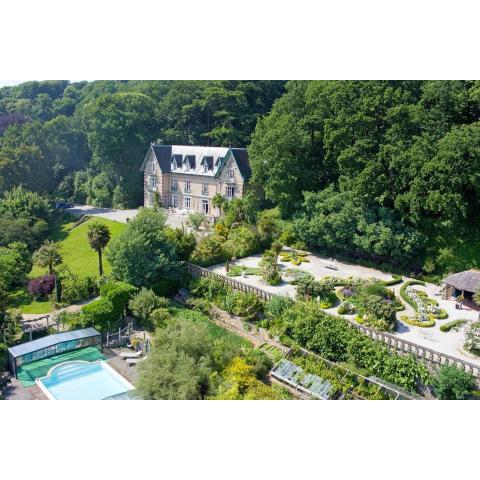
33;240;62;274
212;193;226;216
87;222;111;276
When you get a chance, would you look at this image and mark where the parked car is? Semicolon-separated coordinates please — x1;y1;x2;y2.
54;201;74;209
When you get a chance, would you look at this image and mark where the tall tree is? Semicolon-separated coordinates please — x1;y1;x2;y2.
86;221;111;276
33;240;62;274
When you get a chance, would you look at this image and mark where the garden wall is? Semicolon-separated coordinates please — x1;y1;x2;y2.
186;262;480;381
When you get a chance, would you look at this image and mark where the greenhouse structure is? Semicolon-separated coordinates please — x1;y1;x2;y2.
8;327;102;378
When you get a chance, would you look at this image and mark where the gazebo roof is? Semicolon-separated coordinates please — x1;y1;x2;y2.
442;269;480;293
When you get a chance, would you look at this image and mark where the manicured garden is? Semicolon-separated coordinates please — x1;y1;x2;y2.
13;216;125;314
30;216;124;279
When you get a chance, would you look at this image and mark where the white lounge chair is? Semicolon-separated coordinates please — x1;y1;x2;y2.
126;356;148;366
120;350;143;360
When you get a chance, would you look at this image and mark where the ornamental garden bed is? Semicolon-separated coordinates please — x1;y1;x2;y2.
400;282;448;328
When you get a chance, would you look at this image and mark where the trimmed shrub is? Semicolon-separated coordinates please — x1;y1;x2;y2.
440;319;468;332
27;275;56;298
101;281;137;315
82;297;117;332
399;280;425;310
400;314;435;328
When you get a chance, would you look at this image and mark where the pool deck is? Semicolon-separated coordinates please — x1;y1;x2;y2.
2;347;139;400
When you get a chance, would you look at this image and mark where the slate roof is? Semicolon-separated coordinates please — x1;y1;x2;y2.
231;148;252;181
141;144;251;180
442;269;480;293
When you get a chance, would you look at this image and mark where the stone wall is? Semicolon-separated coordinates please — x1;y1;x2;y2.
186;262;480;381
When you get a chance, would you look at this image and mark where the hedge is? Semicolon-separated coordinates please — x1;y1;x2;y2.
440;319;468;332
399;280;426;310
381;274;403;287
82;297;117;332
400;314;435;328
82;281;137;332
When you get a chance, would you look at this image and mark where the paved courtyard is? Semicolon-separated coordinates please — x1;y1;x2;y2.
209;251;480;366
65;204;194;230
208;252;393;298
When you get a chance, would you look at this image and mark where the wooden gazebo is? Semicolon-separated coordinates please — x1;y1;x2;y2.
442;269;480;301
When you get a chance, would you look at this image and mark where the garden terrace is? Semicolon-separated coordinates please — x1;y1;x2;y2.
287;348;419;400
188;261;480;380
206;251;393;298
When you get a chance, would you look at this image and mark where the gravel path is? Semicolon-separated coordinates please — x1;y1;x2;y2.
209;251;480;367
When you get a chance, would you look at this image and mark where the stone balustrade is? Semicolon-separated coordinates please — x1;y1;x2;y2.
186;262;480;380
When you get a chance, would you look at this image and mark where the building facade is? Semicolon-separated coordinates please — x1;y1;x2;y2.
140;144;255;217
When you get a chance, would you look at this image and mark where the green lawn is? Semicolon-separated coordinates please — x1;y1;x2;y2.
30;216;125;279
170;306;249;348
14;216;125;314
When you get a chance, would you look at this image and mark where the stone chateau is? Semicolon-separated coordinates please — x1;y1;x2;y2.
140;144;255;217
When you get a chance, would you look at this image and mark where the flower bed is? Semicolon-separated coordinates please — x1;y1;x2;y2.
401;286;448;327
279;249;310;266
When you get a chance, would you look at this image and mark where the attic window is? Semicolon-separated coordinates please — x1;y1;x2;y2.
171;154;182;170
202;156;214;173
184;155;196;170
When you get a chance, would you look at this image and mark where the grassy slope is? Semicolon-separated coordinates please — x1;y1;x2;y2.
30;216;125;278
169;306;248;348
14;216;125;314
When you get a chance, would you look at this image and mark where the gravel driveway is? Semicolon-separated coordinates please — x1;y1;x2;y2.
65;205;193;229
66;205;139;223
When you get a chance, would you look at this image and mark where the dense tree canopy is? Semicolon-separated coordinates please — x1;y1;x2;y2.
0;80;285;207
249;81;480;271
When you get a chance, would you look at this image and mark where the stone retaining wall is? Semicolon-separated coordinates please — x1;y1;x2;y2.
187;262;480;380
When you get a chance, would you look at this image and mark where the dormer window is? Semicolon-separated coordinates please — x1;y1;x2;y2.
201;156;214;173
184;155;196;171
171;154;182;170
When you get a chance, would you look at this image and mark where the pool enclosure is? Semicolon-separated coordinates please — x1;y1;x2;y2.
8;327;102;377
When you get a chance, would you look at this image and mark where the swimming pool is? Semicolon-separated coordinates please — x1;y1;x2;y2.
36;360;135;400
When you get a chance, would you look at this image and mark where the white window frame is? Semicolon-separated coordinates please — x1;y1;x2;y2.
150;162;156;174
171;194;178;208
226;186;235;199
202;182;208;196
202;199;209;215
151;177;157;188
171;178;178;191
184;196;191;210
184;180;191;193
228;168;235;180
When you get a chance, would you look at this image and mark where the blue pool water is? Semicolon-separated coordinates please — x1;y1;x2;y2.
37;361;135;400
